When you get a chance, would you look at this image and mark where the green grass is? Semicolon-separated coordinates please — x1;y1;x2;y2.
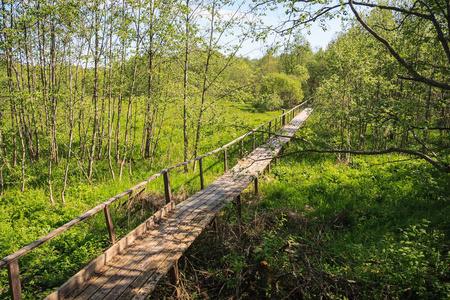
0;99;282;299
251;117;450;298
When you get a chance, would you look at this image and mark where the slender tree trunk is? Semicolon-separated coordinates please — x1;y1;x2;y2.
193;1;216;171
183;0;191;172
88;4;100;179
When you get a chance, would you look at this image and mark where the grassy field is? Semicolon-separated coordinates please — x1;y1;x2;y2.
0;100;281;299
2;104;449;299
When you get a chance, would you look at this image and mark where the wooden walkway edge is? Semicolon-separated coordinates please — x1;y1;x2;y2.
39;107;312;300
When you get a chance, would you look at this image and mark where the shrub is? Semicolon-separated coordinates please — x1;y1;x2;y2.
259;72;304;108
253;92;283;112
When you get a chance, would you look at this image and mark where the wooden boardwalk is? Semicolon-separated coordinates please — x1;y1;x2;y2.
6;107;312;300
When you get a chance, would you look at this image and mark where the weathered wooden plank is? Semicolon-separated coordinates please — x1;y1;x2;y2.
129;197;231;300
45;201;176;300
78;184;227;299
101;187;232;299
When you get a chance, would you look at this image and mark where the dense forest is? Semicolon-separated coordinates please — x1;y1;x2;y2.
0;0;449;299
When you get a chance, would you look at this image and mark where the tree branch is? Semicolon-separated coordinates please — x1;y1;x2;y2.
272;148;450;173
349;0;450;90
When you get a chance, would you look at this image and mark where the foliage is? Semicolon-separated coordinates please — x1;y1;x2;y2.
259;72;304;108
161;150;450;299
252;92;283;112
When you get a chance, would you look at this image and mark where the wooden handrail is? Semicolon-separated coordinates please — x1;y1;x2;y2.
0;99;311;270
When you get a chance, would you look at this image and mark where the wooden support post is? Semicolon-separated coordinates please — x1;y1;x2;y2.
224;149;228;172
169;261;180;298
267;162;271;174
282;114;286;126
292;109;295;120
252;132;255;151
104;204;116;245
7;260;22;300
236;194;242;219
163;170;172;204
199;158;204;190
254;177;259;195
213;217;219;240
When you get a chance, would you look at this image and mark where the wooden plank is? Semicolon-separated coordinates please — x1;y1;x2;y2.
100;188;230;300
129;198;230;300
45;201;176;300
78;185;226;299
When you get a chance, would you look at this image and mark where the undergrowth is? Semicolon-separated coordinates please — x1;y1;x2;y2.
151;153;450;299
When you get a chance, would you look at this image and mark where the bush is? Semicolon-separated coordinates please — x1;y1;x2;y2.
259;72;304;108
253;93;283;111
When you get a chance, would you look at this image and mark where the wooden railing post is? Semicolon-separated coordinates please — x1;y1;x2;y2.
268;121;272;138
240;139;244;157
252;132;255;151
199;158;204;190
104;204;116;245
260;125;264;145
163;170;172;204
7;260;22;300
224;149;228;172
254;177;259;195
282;114;286;126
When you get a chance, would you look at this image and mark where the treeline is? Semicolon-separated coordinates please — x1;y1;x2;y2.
0;0;316;203
0;0;244;202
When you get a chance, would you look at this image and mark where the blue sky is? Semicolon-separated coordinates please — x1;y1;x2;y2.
195;1;346;59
